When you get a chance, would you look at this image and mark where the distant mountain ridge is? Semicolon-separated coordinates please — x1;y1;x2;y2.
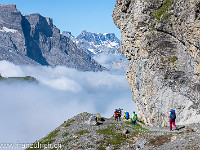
0;4;105;71
62;30;120;56
62;30;128;73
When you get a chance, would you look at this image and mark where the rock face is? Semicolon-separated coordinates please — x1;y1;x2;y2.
62;30;129;73
113;0;200;126
0;4;105;71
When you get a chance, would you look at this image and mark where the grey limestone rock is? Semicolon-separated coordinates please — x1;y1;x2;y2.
87;115;97;125
113;0;200;126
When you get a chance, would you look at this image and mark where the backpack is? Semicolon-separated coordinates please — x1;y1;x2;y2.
125;112;129;119
116;109;119;114
170;110;176;119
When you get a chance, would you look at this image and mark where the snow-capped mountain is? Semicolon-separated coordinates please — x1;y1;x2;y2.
62;30;129;74
63;30;120;56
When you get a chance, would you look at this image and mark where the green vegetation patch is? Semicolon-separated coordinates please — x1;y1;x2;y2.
76;130;89;135
41;129;60;144
176;131;184;135
26;129;60;150
64;123;71;127
168;56;178;63
63;119;75;127
87;145;95;148
97;125;116;135
0;76;37;82
124;121;148;132
151;0;174;23
46;129;60;139
145;35;151;40
62;132;69;137
98;144;106;150
96;125;127;149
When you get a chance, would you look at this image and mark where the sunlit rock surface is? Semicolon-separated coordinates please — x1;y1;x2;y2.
113;0;200;126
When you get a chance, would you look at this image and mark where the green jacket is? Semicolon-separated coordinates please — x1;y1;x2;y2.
132;114;137;120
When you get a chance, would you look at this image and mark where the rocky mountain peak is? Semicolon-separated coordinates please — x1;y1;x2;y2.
0;4;17;10
76;30;120;45
62;31;75;40
0;4;23;34
0;4;105;71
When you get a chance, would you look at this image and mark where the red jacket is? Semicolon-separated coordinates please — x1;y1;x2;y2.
114;111;118;116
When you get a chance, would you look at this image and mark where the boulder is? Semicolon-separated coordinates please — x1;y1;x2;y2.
88;115;97;126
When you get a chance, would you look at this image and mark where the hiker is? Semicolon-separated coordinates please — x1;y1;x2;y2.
114;109;118;121
169;108;177;131
124;111;129;120
132;111;137;126
118;108;122;121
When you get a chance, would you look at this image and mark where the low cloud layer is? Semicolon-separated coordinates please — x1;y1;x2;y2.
93;53;129;74
0;60;137;149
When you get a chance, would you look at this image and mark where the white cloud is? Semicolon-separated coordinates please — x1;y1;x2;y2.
93;53;129;74
0;60;137;149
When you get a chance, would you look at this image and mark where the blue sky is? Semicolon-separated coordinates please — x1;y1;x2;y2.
1;0;121;39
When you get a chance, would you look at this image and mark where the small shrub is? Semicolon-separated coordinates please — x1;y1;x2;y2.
76;130;89;135
168;56;178;63
62;132;69;137
145;35;151;40
64;123;71;127
98;145;106;150
87;145;95;148
151;0;174;23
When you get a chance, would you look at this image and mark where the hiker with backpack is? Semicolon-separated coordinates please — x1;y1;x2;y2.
124;111;129;120
169;108;177;131
114;109;119;121
132;111;137;126
118;108;122;121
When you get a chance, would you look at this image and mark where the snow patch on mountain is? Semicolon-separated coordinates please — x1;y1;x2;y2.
0;26;19;33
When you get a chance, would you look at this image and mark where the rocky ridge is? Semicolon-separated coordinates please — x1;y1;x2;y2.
112;0;200;126
62;30;120;56
0;4;105;71
27;112;200;150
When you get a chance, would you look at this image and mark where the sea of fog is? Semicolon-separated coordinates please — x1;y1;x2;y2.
0;60;137;149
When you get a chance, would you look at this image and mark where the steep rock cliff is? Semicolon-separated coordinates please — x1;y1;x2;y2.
0;4;104;71
113;0;200;126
